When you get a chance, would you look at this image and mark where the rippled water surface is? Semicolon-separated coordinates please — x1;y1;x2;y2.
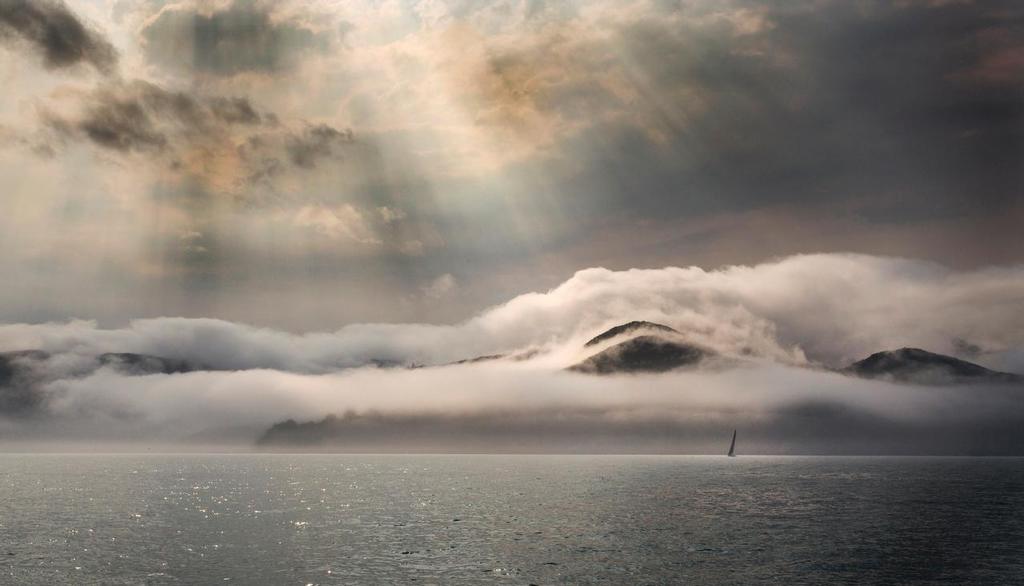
2;455;1023;584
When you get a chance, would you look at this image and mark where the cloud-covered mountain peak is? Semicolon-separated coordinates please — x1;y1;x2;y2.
844;348;1024;386
583;321;680;347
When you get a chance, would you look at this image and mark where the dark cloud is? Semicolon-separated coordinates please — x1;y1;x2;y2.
44;80;266;153
0;0;117;73
487;0;1023;242
140;0;332;77
286;124;354;169
208;96;262;126
76;90;167;152
39;78;355;185
231;123;355;190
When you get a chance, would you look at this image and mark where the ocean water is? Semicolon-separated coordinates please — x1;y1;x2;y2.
1;455;1023;585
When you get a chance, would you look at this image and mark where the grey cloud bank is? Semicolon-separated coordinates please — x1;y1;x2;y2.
0;0;117;73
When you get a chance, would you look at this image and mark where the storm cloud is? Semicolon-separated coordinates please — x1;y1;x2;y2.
468;0;1024;226
0;0;117;73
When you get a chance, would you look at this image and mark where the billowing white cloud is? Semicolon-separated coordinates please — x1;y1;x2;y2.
2;253;1022;371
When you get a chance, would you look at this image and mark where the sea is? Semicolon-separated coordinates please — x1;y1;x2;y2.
1;455;1023;585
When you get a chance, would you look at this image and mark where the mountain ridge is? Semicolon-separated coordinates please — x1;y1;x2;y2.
583;320;680;347
843;347;1023;385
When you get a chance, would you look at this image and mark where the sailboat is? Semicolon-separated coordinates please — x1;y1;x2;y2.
727;429;737;457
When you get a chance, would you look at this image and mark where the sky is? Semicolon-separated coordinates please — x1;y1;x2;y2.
0;0;1021;329
0;1;1023;451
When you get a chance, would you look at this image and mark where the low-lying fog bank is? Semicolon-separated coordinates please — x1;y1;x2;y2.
0;363;1021;454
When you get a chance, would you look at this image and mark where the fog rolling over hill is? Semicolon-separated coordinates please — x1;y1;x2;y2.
583;321;682;347
844;348;1024;385
1;254;1023;453
570;321;714;374
256;322;1024;454
569;335;710;374
4;315;1024;453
